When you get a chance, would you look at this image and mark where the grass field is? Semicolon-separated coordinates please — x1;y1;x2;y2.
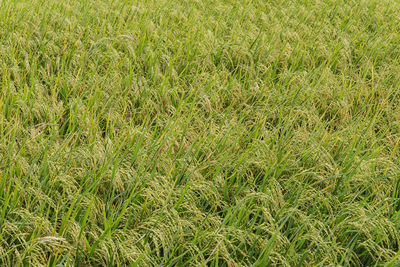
1;0;400;265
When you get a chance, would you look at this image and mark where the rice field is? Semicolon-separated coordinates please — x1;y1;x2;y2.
1;0;400;265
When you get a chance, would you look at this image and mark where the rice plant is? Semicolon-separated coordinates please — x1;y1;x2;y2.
1;0;400;265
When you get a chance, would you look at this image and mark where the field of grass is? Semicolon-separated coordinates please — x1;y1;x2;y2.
1;0;400;265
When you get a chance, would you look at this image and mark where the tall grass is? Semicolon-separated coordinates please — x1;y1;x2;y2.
1;0;400;265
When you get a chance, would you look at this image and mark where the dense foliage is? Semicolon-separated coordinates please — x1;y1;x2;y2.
1;0;400;265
